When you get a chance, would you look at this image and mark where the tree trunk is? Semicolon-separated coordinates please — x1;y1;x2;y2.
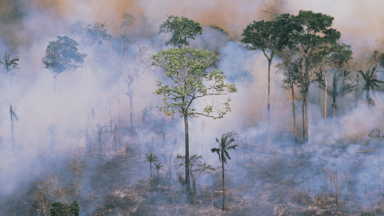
222;159;225;211
333;103;336;130
324;77;327;119
129;94;134;131
305;93;309;141
150;162;152;179
11;120;14;152
267;59;271;137
183;114;191;196
291;85;297;142
366;88;370;107
302;96;305;142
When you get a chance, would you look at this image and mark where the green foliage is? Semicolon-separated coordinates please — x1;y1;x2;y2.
82;22;111;46
292;10;341;50
42;36;87;74
159;15;202;48
358;65;384;106
153;162;163;171
319;72;356;106
241;20;277;54
329;43;353;68
211;133;239;164
151;47;237;119
145;152;159;163
49;201;80;216
0;52;19;73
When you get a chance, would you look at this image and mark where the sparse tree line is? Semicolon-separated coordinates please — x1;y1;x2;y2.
2;9;384;214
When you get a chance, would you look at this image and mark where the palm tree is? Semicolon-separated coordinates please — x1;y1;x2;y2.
0;52;19;73
153;162;163;181
145;152;158;180
358;66;384;107
211;134;239;211
319;72;356;128
9;105;19;152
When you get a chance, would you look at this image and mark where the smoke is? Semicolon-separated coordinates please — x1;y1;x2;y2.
1;0;384;215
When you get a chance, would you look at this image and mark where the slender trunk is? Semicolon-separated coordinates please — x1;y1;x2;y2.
222;159;225;211
267;59;271;137
291;85;297;142
333;103;336;130
129;94;134;131
11;120;14;152
302;96;305;142
150;162;152;179
324;77;327;119
366;87;370;107
305;92;309;141
183;114;191;196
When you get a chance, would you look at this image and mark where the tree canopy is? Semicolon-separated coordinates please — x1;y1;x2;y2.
42;36;87;74
151;47;237;119
159;15;202;48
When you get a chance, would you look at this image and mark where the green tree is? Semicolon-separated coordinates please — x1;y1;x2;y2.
152;47;237;196
288;10;341;140
159;15;202;48
319;72;356;128
358;66;384;107
50;201;80;216
211;133;239;211
145;152;158;180
42;36;87;92
0;52;19;73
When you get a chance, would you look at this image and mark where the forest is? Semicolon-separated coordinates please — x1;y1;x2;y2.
1;0;384;215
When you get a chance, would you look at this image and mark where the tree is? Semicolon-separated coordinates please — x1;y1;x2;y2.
159;15;202;48
153;162;163;181
241;20;277;132
42;36;87;92
288;10;341;140
81;22;111;46
358;66;384;107
0;52;19;73
319;72;356;128
152;47;237;197
211;133;239;211
145;152;158;180
9;105;18;152
161;152;174;190
108;41;154;131
174;154;215;198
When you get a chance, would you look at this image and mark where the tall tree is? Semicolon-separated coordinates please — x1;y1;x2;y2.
159;15;202;48
358;66;384;107
289;10;341;140
81;22;111;46
211;133;239;211
319;72;356;128
241;20;277;133
42;36;87;92
152;47;237;197
241;14;293;136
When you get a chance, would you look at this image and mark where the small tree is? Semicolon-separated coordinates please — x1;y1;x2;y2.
50;201;80;216
42;36;87;92
358;66;384;107
81;22;111;46
153;162;163;181
211;133;239;211
152;47;237;196
0;52;19;73
319;72;356;128
159;15;202;48
145;152;159;180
